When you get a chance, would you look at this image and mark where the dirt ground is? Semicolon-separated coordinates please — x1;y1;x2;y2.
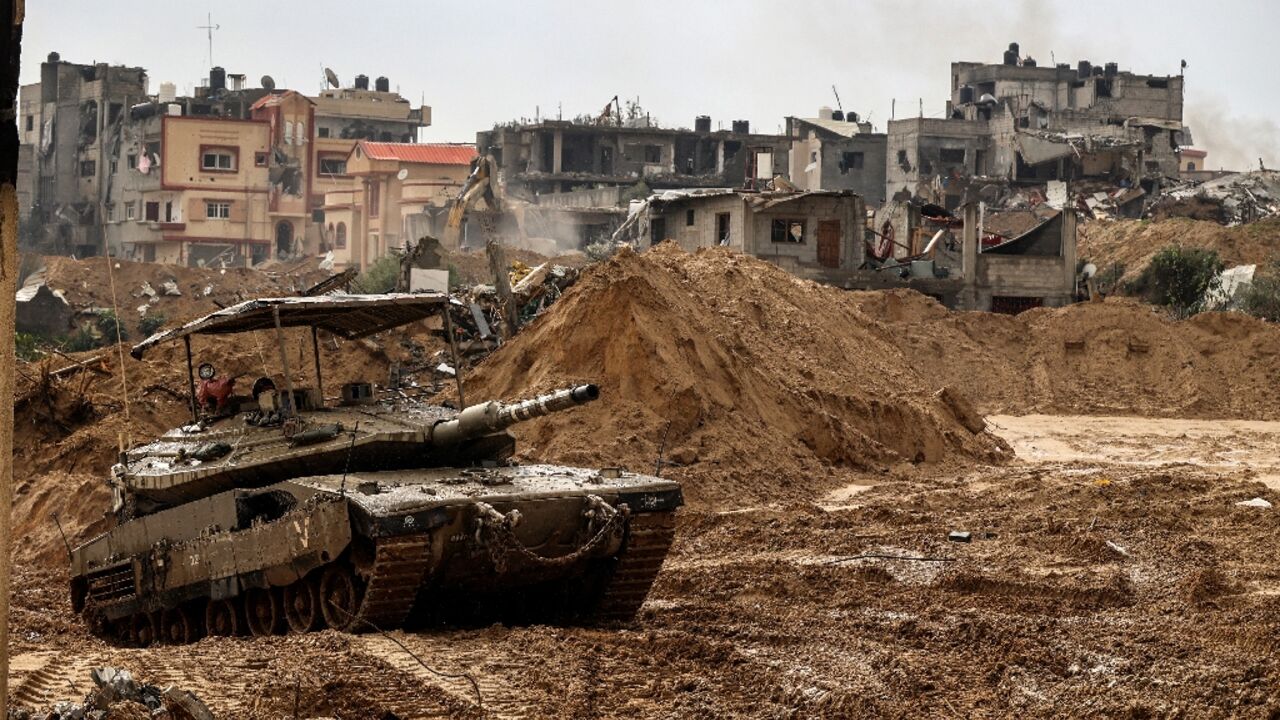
9;245;1280;717
8;415;1280;717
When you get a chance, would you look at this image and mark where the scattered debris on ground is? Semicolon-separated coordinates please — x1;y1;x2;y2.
8;666;213;720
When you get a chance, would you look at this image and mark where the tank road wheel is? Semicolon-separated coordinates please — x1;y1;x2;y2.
161;605;201;645
245;587;284;637
284;575;323;633
319;564;362;632
132;612;159;647
205;598;242;637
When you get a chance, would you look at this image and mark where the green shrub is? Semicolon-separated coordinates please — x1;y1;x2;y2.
355;255;401;294
139;314;167;336
1239;259;1280;322
64;328;101;353
1133;245;1224;318
15;332;42;361
95;310;129;344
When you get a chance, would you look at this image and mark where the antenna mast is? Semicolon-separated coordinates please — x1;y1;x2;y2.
197;13;220;67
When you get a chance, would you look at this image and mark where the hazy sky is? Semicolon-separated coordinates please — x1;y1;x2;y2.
18;0;1280;170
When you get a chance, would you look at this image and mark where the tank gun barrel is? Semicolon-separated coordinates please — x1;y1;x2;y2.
430;385;599;445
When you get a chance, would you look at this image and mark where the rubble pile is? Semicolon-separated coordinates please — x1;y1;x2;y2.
18;255;333;341
9;667;212;720
1080;216;1280;284
451;243;1011;507
852;288;1280;420
1146;170;1280;225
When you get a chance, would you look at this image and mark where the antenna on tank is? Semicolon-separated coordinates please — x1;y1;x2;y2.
197;12;220;67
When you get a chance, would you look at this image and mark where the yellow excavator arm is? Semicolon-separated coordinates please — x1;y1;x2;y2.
443;154;498;250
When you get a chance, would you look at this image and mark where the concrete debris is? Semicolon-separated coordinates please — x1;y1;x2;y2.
161;280;182;296
948;531;973;543
140;281;157;298
1147;171;1280;225
1236;497;1273;509
9;666;213;720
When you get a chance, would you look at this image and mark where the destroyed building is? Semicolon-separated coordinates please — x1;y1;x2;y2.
18;58;433;267
886;43;1188;209
322;141;477;270
17;52;150;256
786;110;888;202
613;189;866;283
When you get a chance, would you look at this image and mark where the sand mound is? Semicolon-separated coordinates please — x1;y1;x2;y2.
451;244;1010;507
1079;217;1280;283
854;289;1280;419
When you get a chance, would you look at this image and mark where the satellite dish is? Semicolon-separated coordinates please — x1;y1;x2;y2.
261;75;276;91
396;168;409;181
324;67;340;89
1081;262;1098;279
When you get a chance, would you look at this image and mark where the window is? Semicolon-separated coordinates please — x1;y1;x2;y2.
771;218;805;244
897;149;911;169
109;159;118;175
335;222;347;249
109;103;123;124
25;115;33;132
145;201;160;222
106;204;116;222
284;121;294;146
686;209;695;226
840;151;864;174
810;151;818;163
296;121;306;144
643;145;661;163
319;157;347;175
80;160;96;177
369;183;380;217
201;149;236;171
125;202;136;221
318;127;331;138
206;201;231;219
1187;162;1196;171
164;201;173;222
127;153;137;169
255;152;268;167
940;148;966;164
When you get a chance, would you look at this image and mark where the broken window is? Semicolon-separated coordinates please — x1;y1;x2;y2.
80;160;96;177
897;149;911;171
771;218;805;244
255;152;268;167
109;103;122;124
1146;78;1169;89
643;145;662;163
201;150;236;171
840;151;864;174
686;209;695;226
319;157;347;175
940;148;966;164
205;201;231;219
145;201;160;222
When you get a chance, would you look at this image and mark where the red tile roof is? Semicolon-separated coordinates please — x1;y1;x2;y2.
357;142;477;165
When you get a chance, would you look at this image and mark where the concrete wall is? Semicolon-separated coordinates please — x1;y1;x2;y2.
789;126;887;203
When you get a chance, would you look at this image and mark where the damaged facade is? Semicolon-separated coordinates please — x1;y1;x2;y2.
17;56;431;266
614;189;866;283
786;111;888;202
886;44;1187;210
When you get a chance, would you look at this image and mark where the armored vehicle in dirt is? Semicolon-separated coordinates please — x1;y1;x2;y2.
69;294;682;645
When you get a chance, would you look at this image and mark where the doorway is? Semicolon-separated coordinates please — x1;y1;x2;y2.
716;212;731;246
817;220;841;269
275;221;294;258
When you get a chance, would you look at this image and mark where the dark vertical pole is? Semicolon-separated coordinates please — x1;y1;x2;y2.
183;335;198;421
310;325;323;400
273;306;296;416
441;302;466;407
1;1;25;711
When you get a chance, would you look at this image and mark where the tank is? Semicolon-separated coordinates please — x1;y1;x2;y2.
69;294;683;645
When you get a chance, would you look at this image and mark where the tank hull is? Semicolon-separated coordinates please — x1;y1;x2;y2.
71;466;682;644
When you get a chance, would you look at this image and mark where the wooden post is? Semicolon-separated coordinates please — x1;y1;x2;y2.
310;326;323;399
1;1;25;712
273;306;297;416
183;335;198;421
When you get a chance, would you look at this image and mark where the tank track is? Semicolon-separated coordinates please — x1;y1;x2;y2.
595;510;677;621
353;534;432;629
